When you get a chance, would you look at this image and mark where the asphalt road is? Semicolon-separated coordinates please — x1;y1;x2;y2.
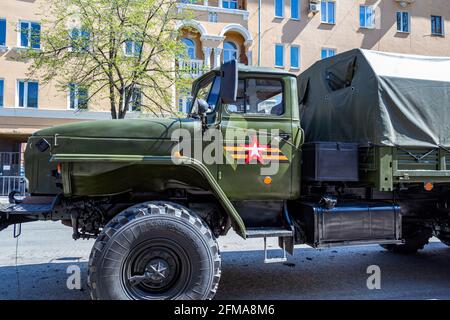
0;221;449;300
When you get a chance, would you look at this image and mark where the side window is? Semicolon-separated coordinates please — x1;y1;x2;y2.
226;79;284;116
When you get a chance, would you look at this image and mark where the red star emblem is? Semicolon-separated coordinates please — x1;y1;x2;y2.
241;135;268;164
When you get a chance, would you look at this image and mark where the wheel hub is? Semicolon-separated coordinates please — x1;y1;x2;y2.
145;258;169;283
126;247;180;294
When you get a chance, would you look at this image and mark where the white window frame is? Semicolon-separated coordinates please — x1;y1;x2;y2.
68;27;92;53
290;0;300;20
208;12;218;23
0;18;6;47
178;94;193;113
321;47;336;59
223;41;239;63
0;78;4;107
222;0;238;9
16;80;39;108
320;0;336;24
431;15;444;36
17;20;40;49
123;86;142;112
290;45;300;70
360;5;375;29
275;43;284;68
67;84;88;110
181;37;196;60
396;11;410;33
123;40;141;57
274;0;284;18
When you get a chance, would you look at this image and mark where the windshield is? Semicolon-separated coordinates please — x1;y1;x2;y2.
190;75;221;115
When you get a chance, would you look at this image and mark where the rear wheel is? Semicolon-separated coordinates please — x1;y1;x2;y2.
436;227;450;246
381;223;432;254
88;201;221;300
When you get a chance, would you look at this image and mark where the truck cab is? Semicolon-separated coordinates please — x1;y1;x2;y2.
189;64;302;201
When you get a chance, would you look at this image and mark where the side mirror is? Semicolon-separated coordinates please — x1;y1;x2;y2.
220;59;238;104
197;98;209;114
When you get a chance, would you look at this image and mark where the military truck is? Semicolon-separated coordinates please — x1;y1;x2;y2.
1;49;449;300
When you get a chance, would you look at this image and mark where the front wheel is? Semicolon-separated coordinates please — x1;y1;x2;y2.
88;201;221;300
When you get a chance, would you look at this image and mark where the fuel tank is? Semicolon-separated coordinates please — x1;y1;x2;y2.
295;201;402;248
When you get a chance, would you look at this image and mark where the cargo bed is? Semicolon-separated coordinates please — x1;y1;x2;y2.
360;146;450;191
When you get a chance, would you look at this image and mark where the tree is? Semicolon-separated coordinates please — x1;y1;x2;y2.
23;0;192;119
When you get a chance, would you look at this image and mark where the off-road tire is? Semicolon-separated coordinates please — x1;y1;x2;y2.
436;229;450;247
87;201;221;300
381;225;432;254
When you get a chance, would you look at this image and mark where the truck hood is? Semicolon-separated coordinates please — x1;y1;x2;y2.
34;118;183;140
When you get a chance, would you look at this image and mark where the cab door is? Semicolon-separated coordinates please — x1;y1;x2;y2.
217;75;298;200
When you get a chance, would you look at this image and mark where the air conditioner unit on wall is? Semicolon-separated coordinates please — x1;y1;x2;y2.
309;2;320;13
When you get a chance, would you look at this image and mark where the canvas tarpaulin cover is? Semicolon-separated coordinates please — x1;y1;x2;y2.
298;49;450;147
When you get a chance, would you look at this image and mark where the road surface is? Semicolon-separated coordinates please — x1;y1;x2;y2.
0;221;449;300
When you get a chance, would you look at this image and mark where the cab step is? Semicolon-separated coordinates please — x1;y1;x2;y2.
246;227;294;264
245;227;293;238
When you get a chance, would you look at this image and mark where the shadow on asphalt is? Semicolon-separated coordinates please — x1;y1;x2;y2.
0;243;449;300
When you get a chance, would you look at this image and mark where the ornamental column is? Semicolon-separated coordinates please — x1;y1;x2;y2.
213;47;222;68
202;47;212;69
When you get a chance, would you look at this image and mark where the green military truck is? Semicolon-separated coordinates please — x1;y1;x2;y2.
1;49;449;300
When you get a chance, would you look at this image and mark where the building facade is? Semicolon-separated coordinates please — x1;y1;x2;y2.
0;0;449;193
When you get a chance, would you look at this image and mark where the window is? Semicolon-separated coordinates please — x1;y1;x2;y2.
223;0;238;9
396;12;410;33
275;44;284;67
321;48;336;59
0;19;6;46
0;79;4;107
181;38;196;59
179;95;192;113
70;28;90;52
431;15;444;35
124;40;142;57
68;84;88;109
290;45;300;69
360;5;375;28
208;12;218;23
226;78;284;116
18;21;40;49
17;80;39;108
291;0;300;20
275;0;284;18
321;1;335;24
223;41;238;63
125;86;142;112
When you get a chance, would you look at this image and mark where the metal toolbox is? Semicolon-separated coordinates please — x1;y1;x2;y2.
302;142;359;181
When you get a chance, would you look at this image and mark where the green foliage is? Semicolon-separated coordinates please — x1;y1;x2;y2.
23;0;194;118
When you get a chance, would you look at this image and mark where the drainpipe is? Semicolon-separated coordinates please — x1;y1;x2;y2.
258;0;261;66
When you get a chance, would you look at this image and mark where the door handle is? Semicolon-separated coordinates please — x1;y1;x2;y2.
279;133;290;141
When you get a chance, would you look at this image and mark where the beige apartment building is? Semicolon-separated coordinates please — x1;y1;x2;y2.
0;0;449;192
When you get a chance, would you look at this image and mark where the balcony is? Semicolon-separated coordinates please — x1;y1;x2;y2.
178;59;205;78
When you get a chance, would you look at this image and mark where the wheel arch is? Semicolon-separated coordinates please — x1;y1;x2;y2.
50;154;246;237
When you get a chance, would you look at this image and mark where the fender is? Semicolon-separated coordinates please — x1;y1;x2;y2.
50;154;246;237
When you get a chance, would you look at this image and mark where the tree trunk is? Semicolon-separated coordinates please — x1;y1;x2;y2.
109;82;117;119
